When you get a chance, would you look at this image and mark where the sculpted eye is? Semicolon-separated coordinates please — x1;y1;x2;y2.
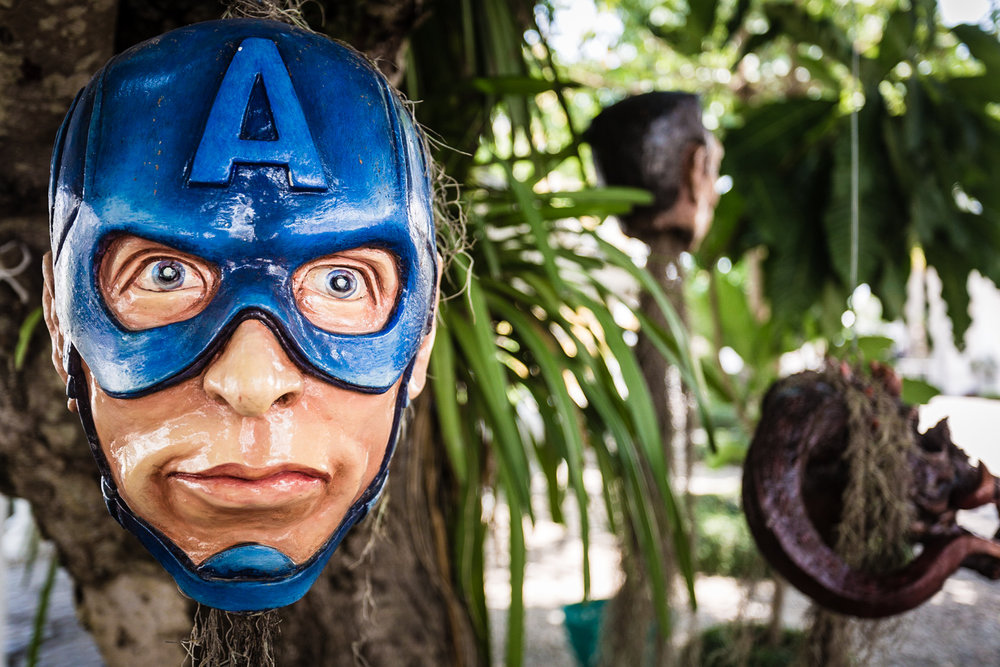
133;258;202;293
304;266;367;302
100;236;218;331
293;249;399;335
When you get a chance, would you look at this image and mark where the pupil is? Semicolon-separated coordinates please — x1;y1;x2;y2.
153;261;184;289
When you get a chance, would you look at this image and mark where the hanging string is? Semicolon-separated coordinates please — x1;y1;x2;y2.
847;2;862;351
850;45;860;298
0;240;31;304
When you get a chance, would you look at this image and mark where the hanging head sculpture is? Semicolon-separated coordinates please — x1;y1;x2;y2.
41;18;438;612
586;92;722;250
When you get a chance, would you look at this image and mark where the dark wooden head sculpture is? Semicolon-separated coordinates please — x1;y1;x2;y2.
586;92;722;248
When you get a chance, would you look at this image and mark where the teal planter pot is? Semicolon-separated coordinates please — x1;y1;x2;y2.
563;599;608;667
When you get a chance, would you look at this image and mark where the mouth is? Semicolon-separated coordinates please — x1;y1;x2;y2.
168;464;329;509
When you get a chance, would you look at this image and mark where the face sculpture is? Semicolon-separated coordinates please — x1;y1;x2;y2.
42;19;438;612
586;92;723;249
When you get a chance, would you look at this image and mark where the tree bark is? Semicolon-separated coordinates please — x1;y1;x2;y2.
599;234;691;667
0;1;478;665
0;2;194;664
312;0;429;87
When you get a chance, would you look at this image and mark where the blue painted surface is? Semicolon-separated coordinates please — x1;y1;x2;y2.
50;18;437;397
199;544;297;577
48;19;437;611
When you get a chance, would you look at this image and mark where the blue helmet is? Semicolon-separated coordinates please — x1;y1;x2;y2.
49;18;437;611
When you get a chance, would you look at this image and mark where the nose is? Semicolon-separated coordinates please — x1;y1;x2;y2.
203;320;305;417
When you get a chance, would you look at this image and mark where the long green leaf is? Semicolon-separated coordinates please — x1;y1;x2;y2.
485;252;699;605
451;256;532;483
585;374;674;631
594;236;717;453
505;488;526;667
533;186;653;205
460;403;490;652
15;307;43;371
447;311;532;515
570;287;696;603
633;309;720;462
471;75;580;96
520;385;567;525
502;160;564;291
488;296;592;599
26;553;59;667
430;320;468;485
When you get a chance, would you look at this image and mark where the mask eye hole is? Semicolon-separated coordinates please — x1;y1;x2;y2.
100;236;219;331
293;248;399;335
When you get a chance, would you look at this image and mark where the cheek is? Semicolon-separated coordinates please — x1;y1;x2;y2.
108;423;176;484
301;384;399;493
89;378;229;495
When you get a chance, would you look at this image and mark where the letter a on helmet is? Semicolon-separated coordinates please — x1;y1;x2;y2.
189;37;327;189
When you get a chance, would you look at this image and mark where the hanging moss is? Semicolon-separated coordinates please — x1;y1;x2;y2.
183;605;281;667
802;362;915;666
833;364;914;572
221;0;312;29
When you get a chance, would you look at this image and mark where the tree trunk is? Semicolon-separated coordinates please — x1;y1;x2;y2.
599;234;690;667
0;1;478;664
0;2;193;664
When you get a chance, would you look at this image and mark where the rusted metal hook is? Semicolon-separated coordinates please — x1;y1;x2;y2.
742;371;1000;618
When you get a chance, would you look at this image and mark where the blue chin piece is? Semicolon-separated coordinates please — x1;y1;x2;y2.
199;545;297;579
49;19;437;611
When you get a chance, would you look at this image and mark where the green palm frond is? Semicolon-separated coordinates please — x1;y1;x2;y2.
406;2;717;663
435;168;712;662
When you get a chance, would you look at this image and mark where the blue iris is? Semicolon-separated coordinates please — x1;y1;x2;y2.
152;260;185;289
326;269;358;298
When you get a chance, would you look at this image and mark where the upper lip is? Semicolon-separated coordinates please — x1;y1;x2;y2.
169;463;330;482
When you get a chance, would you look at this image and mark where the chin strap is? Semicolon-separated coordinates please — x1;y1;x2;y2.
69;345;414;612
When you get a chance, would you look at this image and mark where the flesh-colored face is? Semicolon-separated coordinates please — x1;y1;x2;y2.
43;236;435;565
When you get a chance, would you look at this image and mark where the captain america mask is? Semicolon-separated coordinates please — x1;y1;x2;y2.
42;19;438;611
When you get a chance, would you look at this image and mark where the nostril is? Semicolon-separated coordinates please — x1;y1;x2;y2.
205;386;225;406
275;391;299;407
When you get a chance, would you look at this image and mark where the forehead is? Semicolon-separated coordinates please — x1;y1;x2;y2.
79;22;407;252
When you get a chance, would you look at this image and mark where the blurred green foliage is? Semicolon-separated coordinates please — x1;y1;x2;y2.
686;623;806;666
402;2;716;663
398;0;998;662
595;0;1000;343
693;494;765;578
547;0;992;450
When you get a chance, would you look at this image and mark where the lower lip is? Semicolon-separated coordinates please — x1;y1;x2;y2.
169;471;325;508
